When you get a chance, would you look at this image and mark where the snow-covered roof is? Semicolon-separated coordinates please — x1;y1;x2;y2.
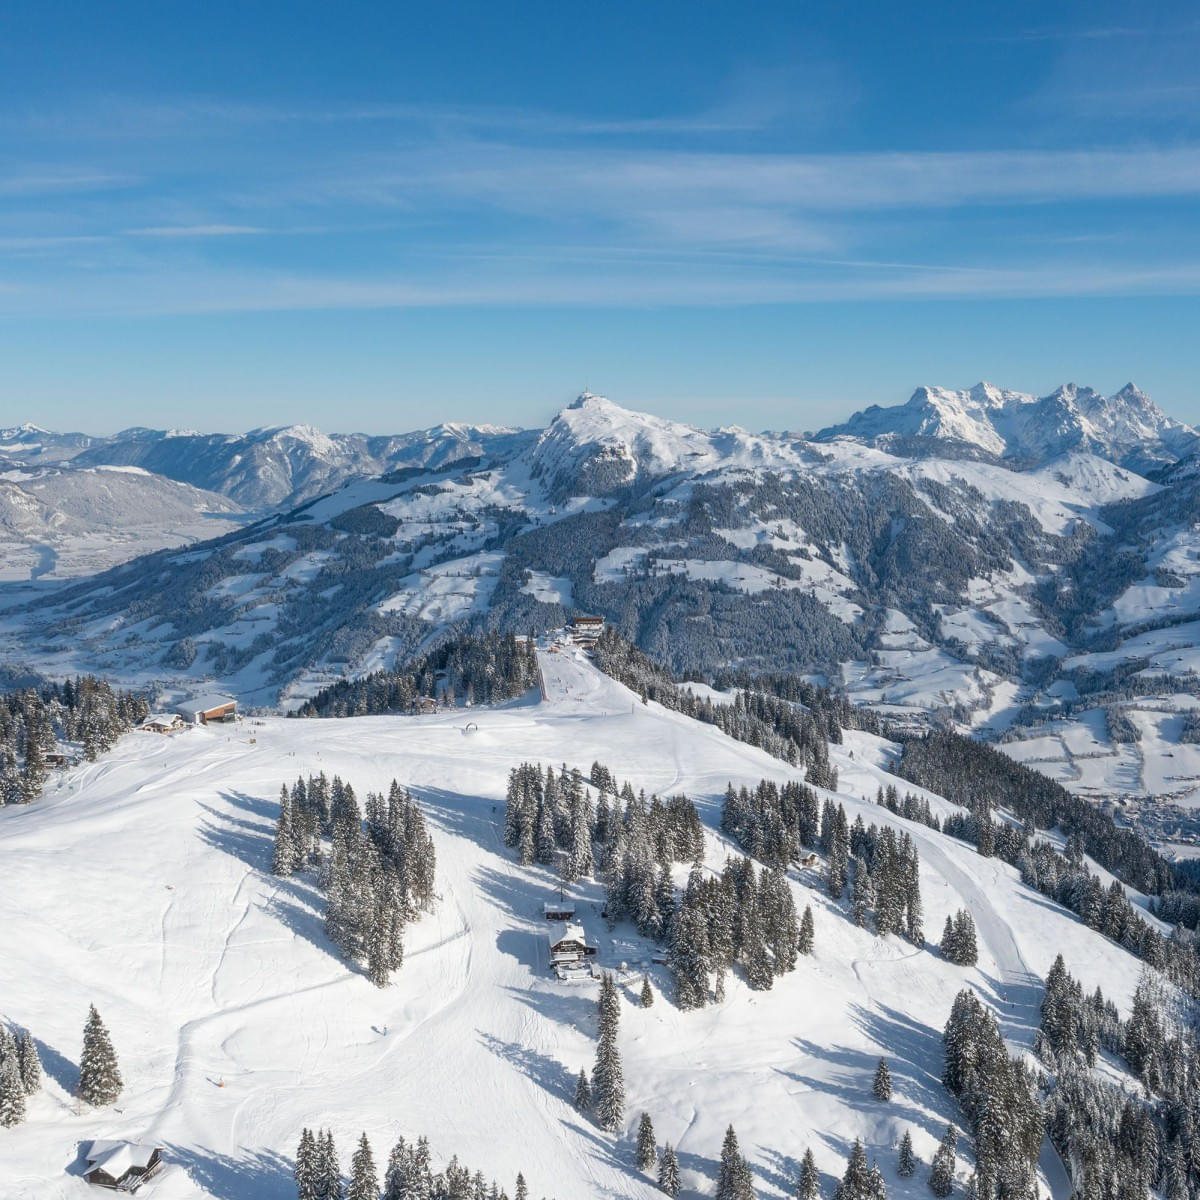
175;693;237;718
547;922;589;949
543;900;575;914
85;1140;161;1177
142;713;180;727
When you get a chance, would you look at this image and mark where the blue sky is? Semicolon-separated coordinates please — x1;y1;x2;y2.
1;0;1198;433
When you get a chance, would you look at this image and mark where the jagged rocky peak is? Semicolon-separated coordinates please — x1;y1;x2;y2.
816;380;1196;472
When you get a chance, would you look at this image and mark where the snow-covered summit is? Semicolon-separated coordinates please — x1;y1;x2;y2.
816;381;1197;471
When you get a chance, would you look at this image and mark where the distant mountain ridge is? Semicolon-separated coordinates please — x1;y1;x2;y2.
0;420;531;510
814;381;1198;472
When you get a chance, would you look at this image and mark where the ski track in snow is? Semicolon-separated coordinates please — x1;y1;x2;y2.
0;644;1146;1198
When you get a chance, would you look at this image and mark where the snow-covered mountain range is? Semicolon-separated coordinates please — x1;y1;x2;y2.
815;381;1198;472
6;383;1200;848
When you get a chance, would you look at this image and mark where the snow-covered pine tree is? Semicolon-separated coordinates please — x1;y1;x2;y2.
592;1028;625;1133
574;1067;591;1110
636;1112;657;1170
78;1005;122;1106
798;904;814;955
514;1173;528;1200
296;1128;319;1200
347;1133;377;1200
0;1055;25;1127
640;977;654;1008
316;1129;343;1200
928;1126;957;1198
872;1057;892;1102
839;1139;873;1200
897;1130;915;1178
716;1125;755;1200
795;1147;820;1199
273;784;299;876
657;1143;680;1197
16;1028;40;1094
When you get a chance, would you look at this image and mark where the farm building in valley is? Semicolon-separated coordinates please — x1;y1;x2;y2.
173;694;238;725
547;922;595;967
81;1141;164;1191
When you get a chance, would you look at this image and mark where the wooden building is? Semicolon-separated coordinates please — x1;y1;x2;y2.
140;714;183;734
568;615;604;647
543;900;576;921
81;1140;164;1191
174;694;238;725
547;922;595;966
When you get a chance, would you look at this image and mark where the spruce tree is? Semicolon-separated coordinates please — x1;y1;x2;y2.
348;1133;377;1200
928;1126;957;1198
0;1056;25;1127
273;784;299;876
795;1147;820;1200
897;1130;915;1178
640;977;654;1008
296;1128;319;1200
717;1125;754;1200
514;1173;528;1200
657;1143;680;1197
636;1111;657;1170
798;905;815;955
16;1028;40;1094
593;1030;625;1133
316;1129;343;1200
78;1005;122;1106
840;1139;872;1200
872;1057;892;1102
574;1067;591;1111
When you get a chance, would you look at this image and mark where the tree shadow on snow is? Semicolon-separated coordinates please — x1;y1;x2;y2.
413;786;507;856
787;1020;945;1144
501;984;598;1035
976;967;1043;1048
163;1143;294;1200
477;1030;573;1102
762;1147;840;1199
197;792;340;963
195;793;275;872
35;1035;78;1096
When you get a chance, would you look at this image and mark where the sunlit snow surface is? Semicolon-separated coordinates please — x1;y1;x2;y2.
1;646;1145;1198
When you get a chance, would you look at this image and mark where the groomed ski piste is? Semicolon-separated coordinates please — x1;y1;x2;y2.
0;643;1149;1198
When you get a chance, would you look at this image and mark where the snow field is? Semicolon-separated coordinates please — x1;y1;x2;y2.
0;648;1147;1198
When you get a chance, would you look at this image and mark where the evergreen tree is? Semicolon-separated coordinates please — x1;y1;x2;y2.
593;1030;625;1133
514;1172;528;1200
273;785;299;876
872;1057;892;1102
657;1143;681;1197
795;1147;821;1199
78;1004;122;1106
716;1125;754;1200
0;1056;25;1128
928;1126;957;1198
839;1139;874;1200
573;1067;591;1111
636;1112;657;1170
316;1129;343;1200
15;1028;40;1094
640;977;654;1008
798;905;815;955
897;1131;915;1179
296;1128;319;1200
348;1133;377;1200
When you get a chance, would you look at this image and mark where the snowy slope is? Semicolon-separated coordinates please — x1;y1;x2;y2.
0;647;1144;1199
